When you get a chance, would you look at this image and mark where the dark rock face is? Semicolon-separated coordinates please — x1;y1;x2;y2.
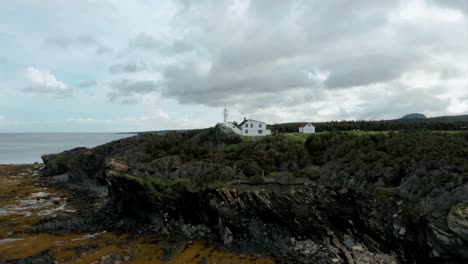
447;203;468;244
41;147;88;176
427;202;468;260
42;148;107;183
107;173;468;263
105;172;402;263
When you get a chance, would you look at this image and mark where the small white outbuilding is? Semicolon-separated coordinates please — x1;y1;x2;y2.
298;123;316;134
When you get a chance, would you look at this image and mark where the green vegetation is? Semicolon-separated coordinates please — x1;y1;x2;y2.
99;125;468;198
339;130;390;135
306;130;468;215
96;126;313;187
283;133;310;143
247;174;265;184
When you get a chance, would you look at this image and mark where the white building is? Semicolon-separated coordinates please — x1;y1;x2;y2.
226;121;242;134
222;106;271;136
298;123;316;134
237;118;271;136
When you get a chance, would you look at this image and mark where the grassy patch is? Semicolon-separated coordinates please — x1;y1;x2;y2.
223;140;250;152
344;130;391;135
284;131;391;143
284;133;311;143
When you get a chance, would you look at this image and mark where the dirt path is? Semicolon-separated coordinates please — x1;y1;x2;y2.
0;164;274;264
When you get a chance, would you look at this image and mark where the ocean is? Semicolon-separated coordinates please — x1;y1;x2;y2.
0;133;135;164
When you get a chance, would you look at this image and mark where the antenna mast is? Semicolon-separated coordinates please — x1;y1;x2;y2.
223;104;228;127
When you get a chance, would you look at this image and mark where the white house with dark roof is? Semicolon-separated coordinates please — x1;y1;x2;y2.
237;118;271;136
222;106;271;136
298;123;315;134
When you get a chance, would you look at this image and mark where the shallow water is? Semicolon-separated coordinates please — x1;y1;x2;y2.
0;165;275;263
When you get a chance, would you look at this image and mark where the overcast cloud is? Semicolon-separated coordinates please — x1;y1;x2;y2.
108;79;159;103
0;0;466;132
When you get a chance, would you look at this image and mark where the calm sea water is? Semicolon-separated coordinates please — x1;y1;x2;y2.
0;133;135;164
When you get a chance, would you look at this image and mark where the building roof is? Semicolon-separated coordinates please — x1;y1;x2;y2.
238;119;267;127
298;122;314;127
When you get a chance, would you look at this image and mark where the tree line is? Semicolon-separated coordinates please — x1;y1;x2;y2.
270;118;468;133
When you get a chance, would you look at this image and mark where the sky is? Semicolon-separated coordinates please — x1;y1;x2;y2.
0;0;467;132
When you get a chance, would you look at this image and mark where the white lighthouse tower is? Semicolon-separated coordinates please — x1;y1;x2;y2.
223;105;228;127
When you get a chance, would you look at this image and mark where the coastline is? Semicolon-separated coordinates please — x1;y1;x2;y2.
35;127;468;263
0;164;274;264
2;128;467;263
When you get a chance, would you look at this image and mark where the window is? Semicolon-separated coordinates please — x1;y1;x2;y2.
259;123;262;128
250;123;253;127
258;130;262;134
245;124;248;127
245;130;248;134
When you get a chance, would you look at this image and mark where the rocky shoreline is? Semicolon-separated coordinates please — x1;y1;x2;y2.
0;164;275;264
30;128;468;263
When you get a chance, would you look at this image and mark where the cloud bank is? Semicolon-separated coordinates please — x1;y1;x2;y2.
23;67;71;96
105;0;467;120
0;0;466;132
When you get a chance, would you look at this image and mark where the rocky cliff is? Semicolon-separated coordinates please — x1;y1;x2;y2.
41;128;468;263
104;164;400;263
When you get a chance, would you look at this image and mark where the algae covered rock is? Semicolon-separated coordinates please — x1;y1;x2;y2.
448;202;468;243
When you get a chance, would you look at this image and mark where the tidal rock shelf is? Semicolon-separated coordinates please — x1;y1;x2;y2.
0;165;275;264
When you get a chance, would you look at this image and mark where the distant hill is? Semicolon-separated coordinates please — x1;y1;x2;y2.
397;114;468;123
401;113;426;119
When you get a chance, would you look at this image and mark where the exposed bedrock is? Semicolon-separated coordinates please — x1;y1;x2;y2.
105;166;467;263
